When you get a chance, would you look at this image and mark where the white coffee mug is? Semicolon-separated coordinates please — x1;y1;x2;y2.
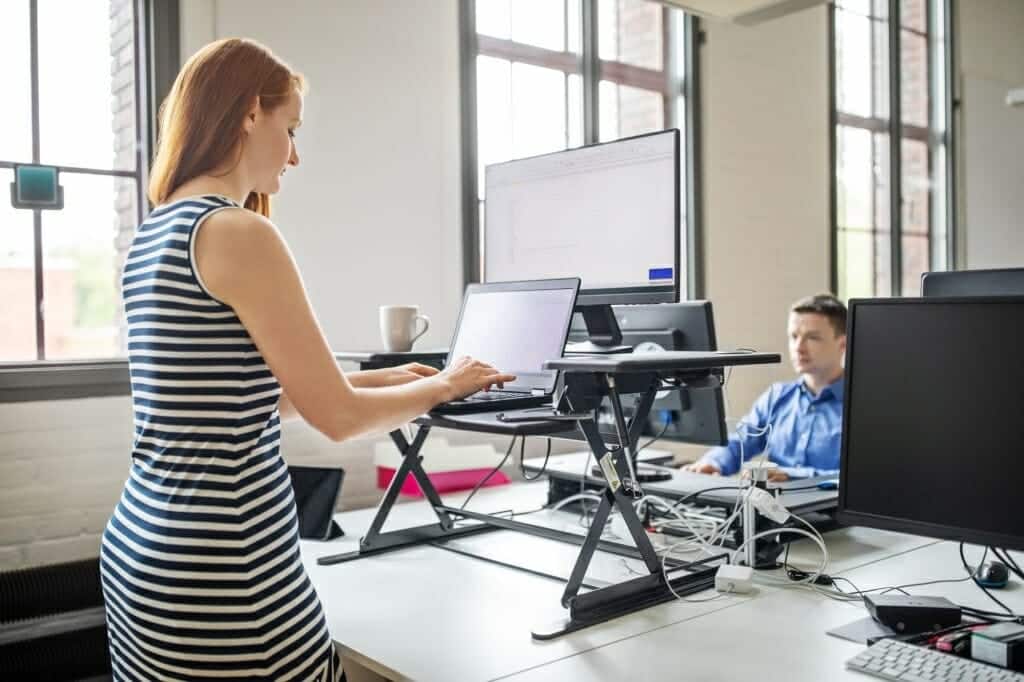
379;305;430;352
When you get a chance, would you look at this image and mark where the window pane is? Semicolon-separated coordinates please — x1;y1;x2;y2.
835;9;875;119
477;0;568;52
901;30;929;127
838;228;876;300
42;173;137;360
901;0;927;32
837;126;874;231
38;0;138;170
598;0;663;71
0;1;33;163
901;137;930;294
872;131;892;295
0;169;38;361
599;82;663;142
476;56;513;196
510;63;567;158
930;143;947;271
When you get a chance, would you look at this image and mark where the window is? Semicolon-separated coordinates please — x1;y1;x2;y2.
463;0;697;296
832;0;953;299
0;0;149;363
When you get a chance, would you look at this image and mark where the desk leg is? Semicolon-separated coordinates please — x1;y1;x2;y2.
317;425;496;566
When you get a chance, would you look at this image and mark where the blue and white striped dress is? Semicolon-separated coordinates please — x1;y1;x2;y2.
100;195;342;681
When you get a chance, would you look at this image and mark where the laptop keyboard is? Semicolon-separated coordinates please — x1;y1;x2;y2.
463;391;532;402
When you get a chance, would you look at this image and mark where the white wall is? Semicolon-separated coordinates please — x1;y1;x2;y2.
700;6;832;420
958;0;1024;268
212;0;465;351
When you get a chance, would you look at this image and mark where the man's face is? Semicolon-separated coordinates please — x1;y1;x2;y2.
787;312;846;378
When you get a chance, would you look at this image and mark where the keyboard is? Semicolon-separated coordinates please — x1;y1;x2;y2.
846;638;1024;681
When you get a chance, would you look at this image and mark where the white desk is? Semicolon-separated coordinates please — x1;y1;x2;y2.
301;482;977;681
500;542;1024;682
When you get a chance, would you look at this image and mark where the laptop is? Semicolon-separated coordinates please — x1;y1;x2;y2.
431;278;580;414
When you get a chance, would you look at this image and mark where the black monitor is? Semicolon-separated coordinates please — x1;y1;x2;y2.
837;297;1024;552
567;301;727;482
921;268;1024;297
483;130;680;353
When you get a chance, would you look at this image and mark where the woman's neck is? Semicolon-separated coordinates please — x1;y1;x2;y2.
166;173;249;206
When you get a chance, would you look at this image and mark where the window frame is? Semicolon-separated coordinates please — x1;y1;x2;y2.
458;0;703;298
829;0;957;298
0;0;180;401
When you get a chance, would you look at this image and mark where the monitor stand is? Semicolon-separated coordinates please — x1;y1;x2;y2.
565;304;633;354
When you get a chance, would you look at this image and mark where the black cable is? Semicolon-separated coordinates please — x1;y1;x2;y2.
520;437;552;481
674;486;744;507
636;418;671;455
460;435;519;511
960;543;1015;616
992;547;1024;580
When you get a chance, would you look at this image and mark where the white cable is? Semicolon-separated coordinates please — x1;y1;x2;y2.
730;526;829;585
550;492;603;512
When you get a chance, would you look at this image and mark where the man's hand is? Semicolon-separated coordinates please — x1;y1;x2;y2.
683;461;721;475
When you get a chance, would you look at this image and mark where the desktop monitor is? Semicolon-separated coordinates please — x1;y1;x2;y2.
564;302;728;484
483;130;680;352
837;297;1024;552
921;267;1024;297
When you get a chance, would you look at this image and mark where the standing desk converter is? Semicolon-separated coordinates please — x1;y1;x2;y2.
321;349;780;638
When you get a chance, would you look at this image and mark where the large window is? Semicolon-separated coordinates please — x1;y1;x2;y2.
463;0;697;296
0;0;149;363
832;0;953;299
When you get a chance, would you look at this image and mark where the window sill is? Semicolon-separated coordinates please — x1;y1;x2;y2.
0;361;131;403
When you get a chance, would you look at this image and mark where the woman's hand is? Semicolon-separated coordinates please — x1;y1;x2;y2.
437;356;517;401
348;363;439;388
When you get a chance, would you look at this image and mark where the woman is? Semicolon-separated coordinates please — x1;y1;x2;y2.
99;38;513;680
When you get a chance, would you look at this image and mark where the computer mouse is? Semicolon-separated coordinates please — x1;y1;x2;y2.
975;561;1010;588
816;479;840;490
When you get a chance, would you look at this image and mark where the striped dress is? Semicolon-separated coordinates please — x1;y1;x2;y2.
100;195;342;681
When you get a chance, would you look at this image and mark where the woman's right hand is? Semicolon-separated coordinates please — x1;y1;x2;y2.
437;356;517;402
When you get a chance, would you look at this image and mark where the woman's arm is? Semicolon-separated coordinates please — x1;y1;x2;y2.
195;209;512;442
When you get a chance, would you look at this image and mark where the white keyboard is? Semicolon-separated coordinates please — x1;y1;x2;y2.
846;638;1024;681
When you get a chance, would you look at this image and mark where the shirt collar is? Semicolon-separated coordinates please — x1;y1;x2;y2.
800;375;845;402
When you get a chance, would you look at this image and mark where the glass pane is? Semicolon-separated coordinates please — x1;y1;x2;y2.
873;132;892;295
567;0;582;54
598;0;663;71
0;169;38;361
901;137;930;294
837;126;874;231
476;56;513;197
835;0;872;16
900;30;929;128
477;0;568;52
871;15;891;120
0;1;32;163
838;228;876;300
510;63;567;159
476;0;511;39
42;173;137;360
835;9;876;119
900;0;926;32
598;82;663;142
568;74;584;148
38;0;138;170
930;143;947;271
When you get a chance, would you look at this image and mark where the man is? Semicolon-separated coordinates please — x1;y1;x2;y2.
685;293;847;481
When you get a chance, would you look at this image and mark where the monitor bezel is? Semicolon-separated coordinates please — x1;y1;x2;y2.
837;295;1024;552
482;129;681;306
921;267;1024;297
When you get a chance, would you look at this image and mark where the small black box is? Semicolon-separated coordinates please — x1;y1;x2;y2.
864;595;962;633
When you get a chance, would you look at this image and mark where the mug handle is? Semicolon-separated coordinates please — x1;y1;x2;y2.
411;314;430;344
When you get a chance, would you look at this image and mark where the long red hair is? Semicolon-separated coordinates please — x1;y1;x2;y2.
148;38;306;217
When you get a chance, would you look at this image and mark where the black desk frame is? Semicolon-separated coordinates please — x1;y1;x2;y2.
321;351;776;639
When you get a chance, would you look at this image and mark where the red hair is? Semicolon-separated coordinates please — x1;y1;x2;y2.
148;38;306;217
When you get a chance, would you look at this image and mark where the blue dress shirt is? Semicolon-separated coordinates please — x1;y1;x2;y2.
700;376;845;478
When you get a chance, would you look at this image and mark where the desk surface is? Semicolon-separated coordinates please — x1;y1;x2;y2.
303;482;966;682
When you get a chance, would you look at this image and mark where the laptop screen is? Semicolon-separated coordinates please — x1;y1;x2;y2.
447;283;578;393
